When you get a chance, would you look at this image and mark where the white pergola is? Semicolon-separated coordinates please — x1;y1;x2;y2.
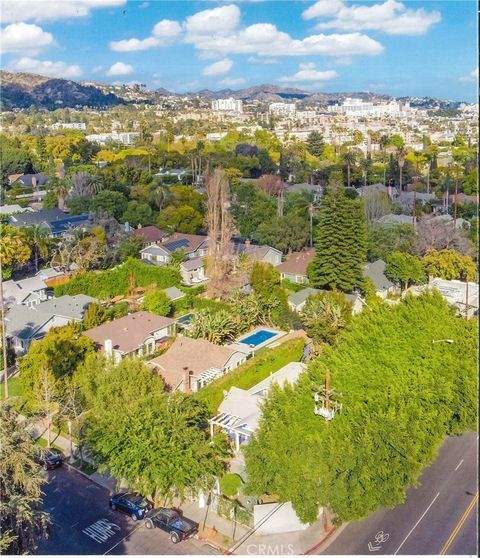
209;412;255;452
193;367;224;391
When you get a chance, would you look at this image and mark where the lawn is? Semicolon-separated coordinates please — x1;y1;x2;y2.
195;338;306;414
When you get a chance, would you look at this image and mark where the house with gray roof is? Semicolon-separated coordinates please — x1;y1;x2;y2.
288;287;364;314
9;208;91;237
209;362;306;452
363;259;395;298
2;267;66;308
277;249;315;283
5;294;95;355
163;286;185;302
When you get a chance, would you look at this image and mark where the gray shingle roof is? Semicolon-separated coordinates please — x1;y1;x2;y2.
163;286;185;301
363;260;394;291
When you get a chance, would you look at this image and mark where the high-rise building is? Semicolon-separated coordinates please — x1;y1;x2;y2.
211;98;243;113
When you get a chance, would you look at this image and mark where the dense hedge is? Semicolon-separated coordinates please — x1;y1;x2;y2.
55;258;181;299
244;292;478;524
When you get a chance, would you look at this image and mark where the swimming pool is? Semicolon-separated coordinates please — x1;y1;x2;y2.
239;329;278;347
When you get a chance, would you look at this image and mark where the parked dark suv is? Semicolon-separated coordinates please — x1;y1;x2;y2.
109;492;152;520
36;448;65;470
144;508;198;543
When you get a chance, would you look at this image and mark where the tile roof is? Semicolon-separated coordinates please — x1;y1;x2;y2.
83;311;175;354
130;226;167;243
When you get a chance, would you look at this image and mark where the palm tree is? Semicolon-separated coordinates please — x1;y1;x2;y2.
396;147;407;192
49;178;69;210
379;135;389;185
343;150;357;188
25;225;51;272
360;156;373;187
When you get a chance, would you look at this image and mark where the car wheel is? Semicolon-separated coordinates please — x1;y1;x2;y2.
43;463;49;471
110;503;116;510
145;519;154;529
170;532;180;544
131;513;138;521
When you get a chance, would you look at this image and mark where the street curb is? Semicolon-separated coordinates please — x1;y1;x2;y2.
196;535;231;555
302;525;339;555
65;462;113;494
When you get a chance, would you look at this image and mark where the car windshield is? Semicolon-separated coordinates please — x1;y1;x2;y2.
126;495;148;507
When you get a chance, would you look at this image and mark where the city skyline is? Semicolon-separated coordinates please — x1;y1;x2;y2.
0;0;478;102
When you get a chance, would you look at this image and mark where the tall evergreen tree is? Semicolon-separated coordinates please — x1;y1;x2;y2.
308;172;367;292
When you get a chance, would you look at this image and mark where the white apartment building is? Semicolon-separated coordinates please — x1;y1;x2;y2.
206;132;228;142
328;98;410;118
211;98;243;113
269;102;297;117
86;131;140;146
51;122;87;130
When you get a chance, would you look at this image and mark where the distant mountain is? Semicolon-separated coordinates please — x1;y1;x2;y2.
0;71;124;110
0;70;464;110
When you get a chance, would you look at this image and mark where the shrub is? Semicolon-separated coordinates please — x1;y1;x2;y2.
142;290;172;316
220;473;243;498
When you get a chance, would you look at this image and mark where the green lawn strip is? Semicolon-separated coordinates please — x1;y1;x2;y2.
195;338;305;414
0;376;23;398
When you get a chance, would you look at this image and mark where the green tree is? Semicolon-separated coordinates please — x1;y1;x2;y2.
306;131;324;158
157;205;204;234
78;356;229;504
0;404;49;554
142;289;172;316
118;235;143;262
301;291;353;344
19;326;94;408
91;190;128;221
82;302;107;329
244;293;478;524
422;249;477;281
254;214;309;253
367;224;415;262
24;224;52;272
385;251;425;291
190;309;239;345
308;174;367;292
122;201;154;227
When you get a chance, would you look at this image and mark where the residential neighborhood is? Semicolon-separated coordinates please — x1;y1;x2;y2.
0;1;478;557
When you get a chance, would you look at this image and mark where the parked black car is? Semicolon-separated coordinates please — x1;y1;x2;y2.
36;448;65;470
144;508;198;543
109;492;152;520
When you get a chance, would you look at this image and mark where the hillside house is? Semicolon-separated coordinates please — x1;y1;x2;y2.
277;249;315;284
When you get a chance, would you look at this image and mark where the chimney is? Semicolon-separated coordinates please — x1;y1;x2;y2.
245;239;251;247
137;223;142;229
183;366;192;393
32;176;37;188
104;339;113;358
387;184;393;200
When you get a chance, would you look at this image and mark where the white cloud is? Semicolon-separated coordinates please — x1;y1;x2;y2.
152;19;182;38
110;19;181;51
11;57;82;78
92;65;103;73
303;0;344;19
202;58;233;76
188;25;383;57
303;0;441;36
459;67;478;82
0;0;127;23
185;4;240;37
219;77;246;86
110;36;160;52
0;22;54;54
138;1;149;8
106;61;134;76
248;56;279;65
279;63;338;83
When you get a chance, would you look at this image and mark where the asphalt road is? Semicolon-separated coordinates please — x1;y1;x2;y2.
36;466;207;555
320;431;478;555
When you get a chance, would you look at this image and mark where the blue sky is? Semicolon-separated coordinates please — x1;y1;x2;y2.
0;0;477;101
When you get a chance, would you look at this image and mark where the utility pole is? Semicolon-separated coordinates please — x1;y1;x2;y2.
314;369;342;424
453;163;459;229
